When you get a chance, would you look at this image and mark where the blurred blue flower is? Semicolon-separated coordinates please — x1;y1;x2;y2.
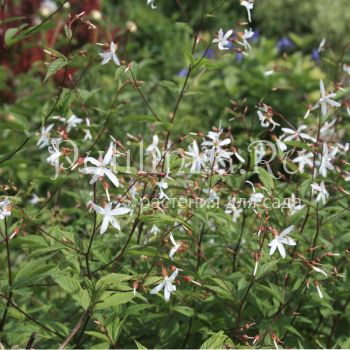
277;37;295;53
236;52;244;63
251;29;260;42
177;68;189;77
204;48;215;59
311;48;320;62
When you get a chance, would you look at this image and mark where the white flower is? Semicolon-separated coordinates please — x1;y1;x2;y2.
147;0;156;9
150;268;179;302
202;129;232;166
146;135;161;157
169;234;181;260
150;224;161;235
37;124;54;149
315;283;323;299
312;80;341;116
91;202;131;234
311;181;329;204
225;197;243;222
246;180;264;206
317;143;337;177
318;38;326;52
0;198;12;220
268;225;296;259
250;192;264;205
66;114;83;132
80;143;119;187
292;150;314;173
240;0;254;22
157;180;169;200
276;137;287;152
281;125;316;143
47;142;62;167
237;28;254;51
288;193;305;215
186;141;207;172
99;42;120;66
264;70;274;77
257;109;280;130
234;150;245;163
146;135;161;169
320;119;336;139
83;118;93;141
39;0;58;16
203;188;220;202
312;265;327;277
343;64;350;75
212;28;233;50
29;194;40;205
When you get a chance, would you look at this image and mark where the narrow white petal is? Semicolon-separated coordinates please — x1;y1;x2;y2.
150;281;165;294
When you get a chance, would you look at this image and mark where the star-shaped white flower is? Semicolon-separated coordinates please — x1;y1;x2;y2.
37;124;54;149
47;142;62;167
186;141;207;173
292;150;314;173
212;29;233;50
312;80;341;116
91;202;131;234
0;198;12;220
66;114;83;132
80;143;119;187
268;225;296;259
202;129;232;166
99;42;121;66
150;268;179;302
237;28;254;51
317;143;337;177
169;233;181;260
281;125;316;143
311;181;329;204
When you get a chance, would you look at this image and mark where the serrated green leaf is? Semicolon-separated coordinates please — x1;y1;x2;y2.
44;57;67;82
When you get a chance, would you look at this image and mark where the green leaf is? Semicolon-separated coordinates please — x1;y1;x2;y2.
258;167;274;190
95;292;134;310
4;24;27;46
173;306;194;317
44;47;67;60
6;112;31;135
96;273;133;289
54;275;82;295
123;115;156;123
160;80;180;95
200;331;234;349
134;340;148;349
115;65;126;82
255;260;280;279
139;214;191;230
127;246;157;257
13;255;56;288
44;58;67;82
86;331;111;343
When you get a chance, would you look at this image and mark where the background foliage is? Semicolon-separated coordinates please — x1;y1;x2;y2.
0;0;350;349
